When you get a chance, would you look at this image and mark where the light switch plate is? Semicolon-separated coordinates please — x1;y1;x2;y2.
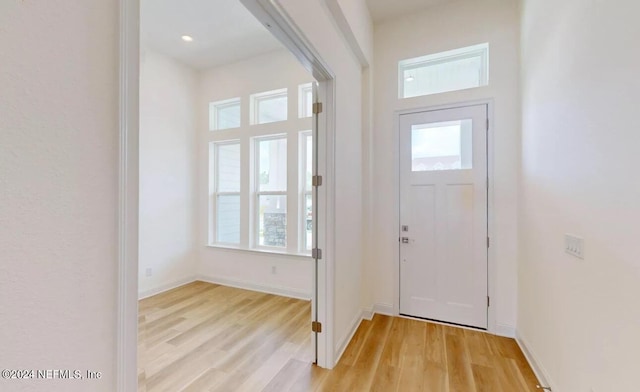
565;234;584;259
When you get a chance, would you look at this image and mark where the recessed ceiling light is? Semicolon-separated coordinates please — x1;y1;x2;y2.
181;35;194;42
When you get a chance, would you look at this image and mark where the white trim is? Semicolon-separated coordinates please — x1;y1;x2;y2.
298;83;313;118
494;323;516;338
361;302;393;320
205;244;312;259
361;308;374;321
298;130;313;253
333;311;365;365
393;99;497;333
485;101;497;335
138;276;198;300
243;0;334;81
117;0;139;390
516;332;557;391
197;275;311;300
373;302;394;316
320;78;336;369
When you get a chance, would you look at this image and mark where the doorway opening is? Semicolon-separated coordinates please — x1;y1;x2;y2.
118;0;335;390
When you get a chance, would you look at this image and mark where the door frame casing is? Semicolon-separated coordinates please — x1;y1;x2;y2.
393;99;497;334
117;0;337;390
117;0;139;390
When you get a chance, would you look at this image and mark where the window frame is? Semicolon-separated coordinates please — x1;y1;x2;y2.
210;140;241;246
250;88;288;125
253;134;288;250
299;130;313;253
206;82;315;256
298;83;313;119
209;97;241;131
398;43;489;99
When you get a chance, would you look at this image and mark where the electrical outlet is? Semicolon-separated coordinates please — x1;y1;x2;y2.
271;266;277;274
145;267;153;277
565;234;584;259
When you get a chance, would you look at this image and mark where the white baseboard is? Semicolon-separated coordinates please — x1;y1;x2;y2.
361;302;394;321
196;275;311;300
516;332;556;391
373;302;394;316
334;310;365;366
138;275;197;300
361;307;374;321
494;323;516;338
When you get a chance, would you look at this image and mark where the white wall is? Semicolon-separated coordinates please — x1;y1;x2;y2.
370;0;521;333
325;0;374;66
275;0;365;365
197;50;314;299
138;49;198;298
0;1;118;391
519;0;640;391
336;0;373;63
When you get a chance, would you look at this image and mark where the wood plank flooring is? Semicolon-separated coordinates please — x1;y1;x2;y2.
138;281;313;392
139;281;540;392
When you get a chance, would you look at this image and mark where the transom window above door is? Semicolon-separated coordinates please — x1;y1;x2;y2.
399;43;489;99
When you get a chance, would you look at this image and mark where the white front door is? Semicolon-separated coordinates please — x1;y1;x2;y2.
399;104;488;329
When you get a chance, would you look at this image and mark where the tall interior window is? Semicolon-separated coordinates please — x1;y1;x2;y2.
255;136;288;248
399;43;489;99
300;131;313;252
211;141;241;244
208;82;314;253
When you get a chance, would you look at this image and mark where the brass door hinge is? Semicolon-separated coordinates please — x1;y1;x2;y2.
312;321;322;333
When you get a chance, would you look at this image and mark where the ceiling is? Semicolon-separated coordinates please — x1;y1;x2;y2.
141;0;285;69
366;0;452;22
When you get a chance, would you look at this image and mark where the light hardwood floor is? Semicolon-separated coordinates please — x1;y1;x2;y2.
139;281;539;392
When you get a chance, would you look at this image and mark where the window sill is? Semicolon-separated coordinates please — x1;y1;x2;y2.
205;244;312;259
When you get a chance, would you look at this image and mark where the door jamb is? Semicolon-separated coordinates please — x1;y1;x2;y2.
393;99;496;334
117;0;139;390
242;0;336;370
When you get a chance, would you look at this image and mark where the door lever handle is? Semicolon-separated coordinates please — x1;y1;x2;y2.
401;237;410;244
